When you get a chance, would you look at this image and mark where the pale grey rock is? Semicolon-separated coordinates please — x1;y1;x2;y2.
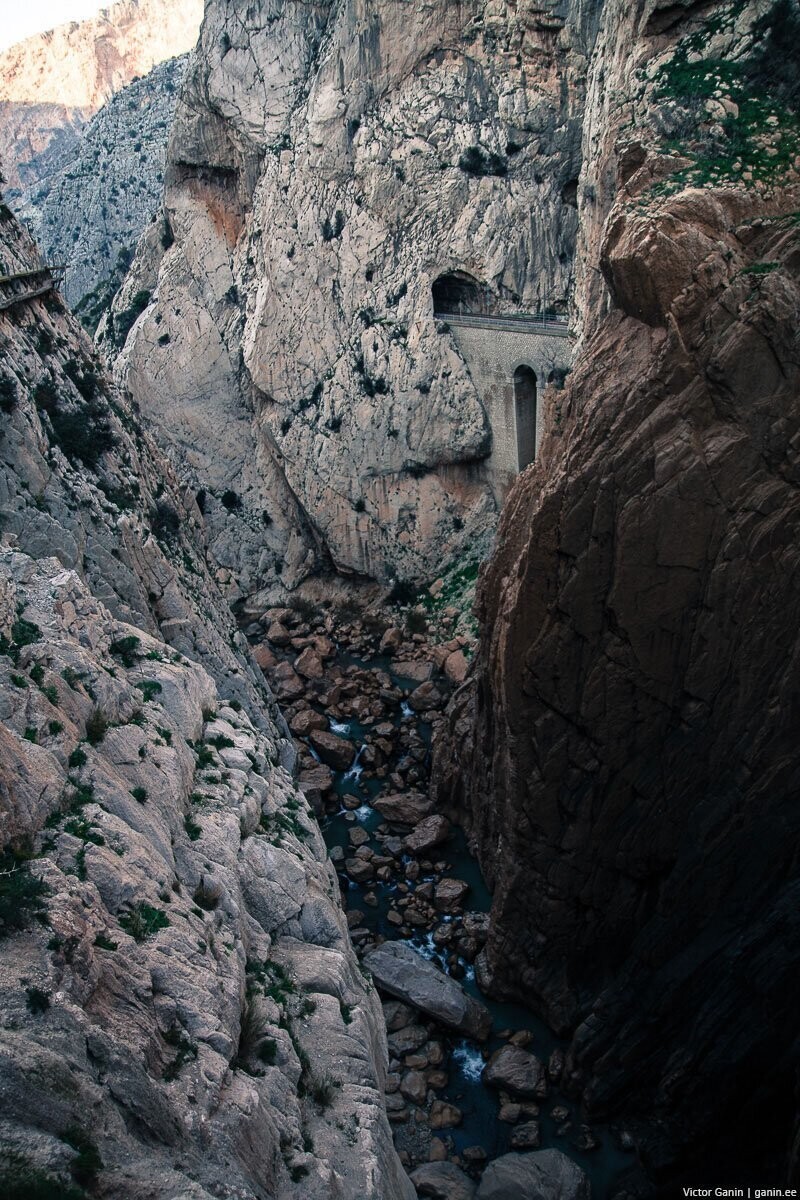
475;1150;589;1200
0;203;413;1199
410;1160;477;1199
19;57;189;326
482;1046;548;1098
110;0;597;598
364;941;491;1040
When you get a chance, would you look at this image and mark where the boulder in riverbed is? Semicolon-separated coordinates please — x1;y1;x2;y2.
290;707;328;736
475;1150;589;1200
435;878;469;912
404;815;452;855
373;790;437;825
309;728;356;770
410;1161;477;1199
482;1045;548;1098
363;941;491;1040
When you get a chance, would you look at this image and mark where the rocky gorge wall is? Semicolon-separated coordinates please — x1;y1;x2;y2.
434;0;800;1184
108;0;601;605
0;199;412;1199
17;55;190;326
0;0;202;196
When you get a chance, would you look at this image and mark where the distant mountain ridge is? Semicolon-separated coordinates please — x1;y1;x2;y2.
0;0;203;194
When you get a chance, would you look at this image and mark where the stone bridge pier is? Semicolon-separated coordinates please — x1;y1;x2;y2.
442;314;573;501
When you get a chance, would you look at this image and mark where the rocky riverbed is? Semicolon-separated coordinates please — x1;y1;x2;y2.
246;598;638;1198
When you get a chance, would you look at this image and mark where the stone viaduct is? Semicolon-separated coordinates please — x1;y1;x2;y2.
441;310;573;500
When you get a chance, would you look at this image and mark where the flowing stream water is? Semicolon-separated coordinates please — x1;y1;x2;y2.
309;646;637;1196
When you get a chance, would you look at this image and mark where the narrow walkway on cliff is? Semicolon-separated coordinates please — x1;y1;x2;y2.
0;263;64;311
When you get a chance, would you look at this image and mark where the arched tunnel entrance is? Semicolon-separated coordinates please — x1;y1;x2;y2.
432;271;487;316
514;364;537;469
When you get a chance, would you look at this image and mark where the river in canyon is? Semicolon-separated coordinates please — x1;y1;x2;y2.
262;618;638;1197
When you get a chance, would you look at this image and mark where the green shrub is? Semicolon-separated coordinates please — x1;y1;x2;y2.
49;407;115;468
118;902;169;942
93;933;118;951
184;815;202;842
258;1037;278;1065
136;679;162;702
0;856;48;937
49;721;64;736
458;144;507;177
308;1073;338;1109
33;377;59;413
220;489;241;511
130;787;147;804
85;708;108;745
234;997;272;1073
162;1024;197;1081
25;986;50;1014
0;1157;86;1200
0;375;17;414
192;879;220;910
151;501;180;540
68;747;87;769
114;289;151;347
61;1126;102;1188
109;636;140;667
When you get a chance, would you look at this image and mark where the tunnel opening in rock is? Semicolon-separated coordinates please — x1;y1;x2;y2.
514;364;537;469
432;271;487;315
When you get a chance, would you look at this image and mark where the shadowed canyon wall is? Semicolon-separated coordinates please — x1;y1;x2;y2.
434;0;800;1183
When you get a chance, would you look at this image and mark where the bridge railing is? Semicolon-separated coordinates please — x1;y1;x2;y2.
434;310;572;338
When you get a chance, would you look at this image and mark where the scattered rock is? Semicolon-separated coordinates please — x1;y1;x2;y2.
428;1100;463;1130
394;660;434;683
434;878;469;912
295;646;324;679
290;707;328;736
410;1161;477;1199
404;815;452;856
400;1070;428;1105
482;1046;547;1098
475;1150;589;1200
308;728;356;770
510;1121;541;1149
444;650;469;685
373;790;437;825
364;941;491;1040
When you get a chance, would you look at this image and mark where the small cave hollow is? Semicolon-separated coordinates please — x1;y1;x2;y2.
432;270;488;315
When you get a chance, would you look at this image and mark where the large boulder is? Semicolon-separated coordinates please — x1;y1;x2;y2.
410;1161;477;1199
394;660;434;683
363;941;491;1040
482;1046;548;1098
403;814;451;855
475;1151;589;1200
308;728;356;770
373;790;437;826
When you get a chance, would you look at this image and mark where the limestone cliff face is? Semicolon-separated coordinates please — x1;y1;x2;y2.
110;0;599;602
0;202;412;1199
435;0;800;1180
18;56;188;325
0;0;202;195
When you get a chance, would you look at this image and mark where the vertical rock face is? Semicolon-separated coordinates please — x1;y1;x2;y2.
0;201;412;1198
0;0;203;194
111;0;600;600
18;55;189;325
435;0;800;1180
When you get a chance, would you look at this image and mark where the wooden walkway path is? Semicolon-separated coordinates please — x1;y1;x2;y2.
0;265;65;313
